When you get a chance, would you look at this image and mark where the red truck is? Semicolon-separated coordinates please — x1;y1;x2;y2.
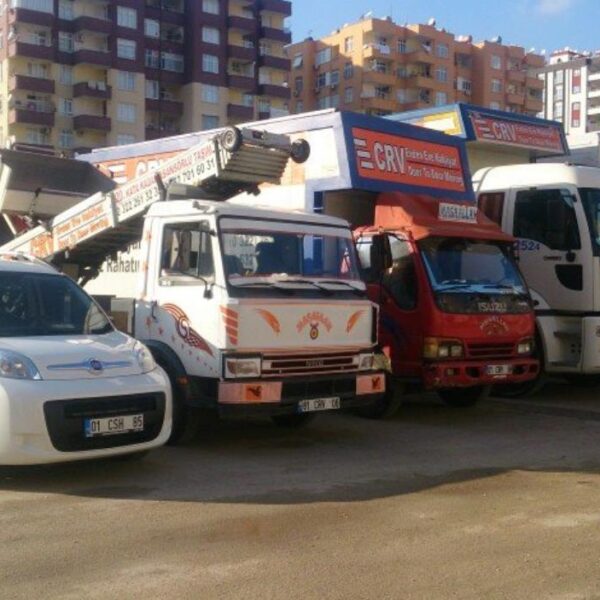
355;192;539;415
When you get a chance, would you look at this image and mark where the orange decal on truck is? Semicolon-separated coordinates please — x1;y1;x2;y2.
220;306;239;345
256;309;281;334
162;304;214;356
346;310;365;333
296;311;333;340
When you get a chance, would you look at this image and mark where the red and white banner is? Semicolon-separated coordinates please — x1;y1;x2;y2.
469;113;564;153
352;127;467;193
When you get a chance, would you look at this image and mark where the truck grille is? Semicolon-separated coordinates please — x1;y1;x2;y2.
467;342;515;359
262;352;359;378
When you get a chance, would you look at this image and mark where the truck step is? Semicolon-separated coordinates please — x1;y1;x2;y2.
553;330;580;339
549;360;580;368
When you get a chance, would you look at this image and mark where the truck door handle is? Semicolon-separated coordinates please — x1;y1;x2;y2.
543;255;561;261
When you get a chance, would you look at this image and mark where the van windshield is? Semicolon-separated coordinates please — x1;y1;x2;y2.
0;272;112;338
579;188;600;251
419;237;527;293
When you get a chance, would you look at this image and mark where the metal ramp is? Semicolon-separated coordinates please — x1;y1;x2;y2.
0;127;309;274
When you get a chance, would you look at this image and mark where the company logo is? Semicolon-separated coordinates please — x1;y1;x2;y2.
480;316;510;336
88;359;104;374
297;311;333;340
162;304;214;356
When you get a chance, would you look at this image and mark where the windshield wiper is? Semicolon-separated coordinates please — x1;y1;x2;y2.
273;277;336;295
314;279;365;295
228;280;295;295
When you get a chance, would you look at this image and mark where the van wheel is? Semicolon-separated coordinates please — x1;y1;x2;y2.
271;413;316;428
437;386;487;408
355;378;403;419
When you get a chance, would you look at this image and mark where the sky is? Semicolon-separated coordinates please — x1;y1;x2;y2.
289;0;599;56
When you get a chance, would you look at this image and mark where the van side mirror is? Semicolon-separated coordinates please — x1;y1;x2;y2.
370;234;393;275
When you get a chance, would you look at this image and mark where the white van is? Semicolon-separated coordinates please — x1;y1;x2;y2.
0;254;172;465
473;163;600;388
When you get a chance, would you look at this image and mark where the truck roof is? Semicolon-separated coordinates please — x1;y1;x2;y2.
362;193;513;242
473;163;600;192
147;199;351;229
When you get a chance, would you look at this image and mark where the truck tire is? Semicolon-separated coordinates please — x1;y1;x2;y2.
355;378;403;419
437;386;487;408
271;413;316;428
290;139;311;164
220;127;243;152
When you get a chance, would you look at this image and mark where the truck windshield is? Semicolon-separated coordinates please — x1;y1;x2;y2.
0;272;112;337
221;228;363;290
579;188;600;251
419;237;527;293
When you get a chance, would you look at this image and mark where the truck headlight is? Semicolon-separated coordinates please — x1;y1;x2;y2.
517;339;534;355
224;356;261;379
423;338;464;360
358;353;375;371
134;341;156;373
0;350;41;380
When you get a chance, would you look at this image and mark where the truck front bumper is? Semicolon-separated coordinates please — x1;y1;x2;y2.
422;358;539;389
216;371;386;417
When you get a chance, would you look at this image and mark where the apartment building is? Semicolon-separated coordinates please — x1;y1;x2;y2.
537;48;600;135
0;0;291;156
287;17;544;118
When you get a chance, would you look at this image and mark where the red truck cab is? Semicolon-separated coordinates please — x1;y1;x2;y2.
356;192;539;408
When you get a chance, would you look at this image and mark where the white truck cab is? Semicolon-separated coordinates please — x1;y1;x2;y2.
473;163;600;383
0;254;171;465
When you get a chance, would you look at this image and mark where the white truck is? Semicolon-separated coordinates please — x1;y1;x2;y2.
0;127;386;441
473;163;600;391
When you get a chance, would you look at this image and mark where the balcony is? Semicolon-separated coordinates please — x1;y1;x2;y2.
362;95;397;112
259;0;292;16
404;49;436;64
8;8;54;27
259;83;289;98
258;54;290;70
526;76;544;90
363;43;393;60
228;16;258;33
405;74;435;89
73;15;112;34
260;26;291;44
145;125;181;140
8;39;53;60
525;95;543;112
73;114;111;131
506;92;525;105
507;69;526;83
9;74;54;94
363;70;396;85
9;102;54;127
73;81;112;99
227;104;254;120
145;98;184;115
228;44;257;61
228;74;258;91
73;48;112;67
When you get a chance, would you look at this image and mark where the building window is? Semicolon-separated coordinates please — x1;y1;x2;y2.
296;100;304;112
398;39;407;54
292;54;303;69
242;93;254;107
572;102;581;128
436;43;449;58
59;129;73;148
59;98;73;116
315;47;332;66
58;32;74;53
555;70;564;84
117;102;136;123
201;84;219;103
27;62;48;78
344;37;353;53
491;79;502;93
58;0;73;20
117;38;136;60
117;134;136;145
554;84;564;101
59;64;72;85
145;49;159;68
145;80;159;99
435;66;448;82
201;114;219;129
435;91;448;106
202;54;219;74
553;101;564;120
259;41;271;56
117;71;136;91
330;70;339;86
344;62;353;79
294;76;303;93
572;68;581;94
144;19;160;38
161;53;184;72
202;27;220;44
10;0;53;13
491;55;502;70
344;86;353;103
490;101;501;110
202;0;219;14
25;127;49;145
258;98;271;113
117;6;137;29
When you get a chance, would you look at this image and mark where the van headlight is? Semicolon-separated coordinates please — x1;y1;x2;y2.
134;341;156;373
358;353;375;371
423;338;464;360
224;356;261;379
517;338;534;355
0;350;42;380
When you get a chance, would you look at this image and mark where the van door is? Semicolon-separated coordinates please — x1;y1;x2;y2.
506;186;593;312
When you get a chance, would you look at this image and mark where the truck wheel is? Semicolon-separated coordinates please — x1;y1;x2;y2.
355;378;403;419
437;386;487;408
220;127;243;152
290;139;310;163
271;413;316;428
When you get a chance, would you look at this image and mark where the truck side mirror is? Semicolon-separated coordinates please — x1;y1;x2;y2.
370;234;393;275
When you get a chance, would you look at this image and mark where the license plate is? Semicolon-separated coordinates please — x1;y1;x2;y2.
298;397;341;413
486;364;513;376
84;414;144;438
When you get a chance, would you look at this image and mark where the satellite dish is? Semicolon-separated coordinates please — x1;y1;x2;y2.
427;17;436;26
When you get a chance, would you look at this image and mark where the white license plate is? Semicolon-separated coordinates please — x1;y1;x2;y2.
298;397;341;413
486;364;513;376
84;414;144;438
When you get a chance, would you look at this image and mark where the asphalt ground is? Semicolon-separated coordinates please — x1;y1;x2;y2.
2;382;600;599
